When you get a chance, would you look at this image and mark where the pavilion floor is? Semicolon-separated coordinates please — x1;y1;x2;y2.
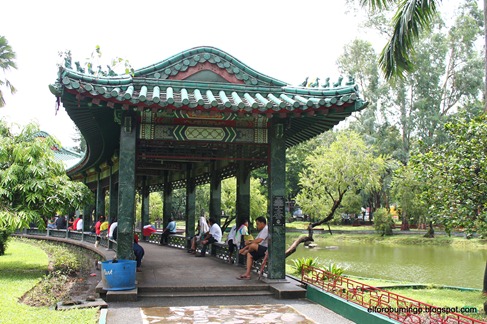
15;233;353;323
103;241;354;324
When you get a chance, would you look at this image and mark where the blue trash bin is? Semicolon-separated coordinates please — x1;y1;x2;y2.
101;259;136;291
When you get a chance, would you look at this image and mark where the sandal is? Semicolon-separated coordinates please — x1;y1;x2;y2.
236;275;251;280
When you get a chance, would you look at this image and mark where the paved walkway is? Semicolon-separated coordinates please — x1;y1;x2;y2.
104;242;354;323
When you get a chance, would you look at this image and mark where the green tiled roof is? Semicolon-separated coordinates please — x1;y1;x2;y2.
50;46;367;186
35;131;83;169
51;46;365;117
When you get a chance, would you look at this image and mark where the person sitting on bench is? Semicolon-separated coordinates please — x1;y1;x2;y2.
133;234;145;272
237;216;268;280
160;218;177;245
188;215;209;254
195;217;221;257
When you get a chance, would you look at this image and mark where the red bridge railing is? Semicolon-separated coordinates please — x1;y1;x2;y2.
301;265;484;324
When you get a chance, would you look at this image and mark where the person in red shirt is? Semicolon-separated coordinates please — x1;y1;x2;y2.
71;216;80;231
94;215;105;247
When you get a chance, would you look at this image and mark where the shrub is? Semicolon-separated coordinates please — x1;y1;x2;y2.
324;262;346;276
290;257;321;276
374;208;395;236
0;230;11;256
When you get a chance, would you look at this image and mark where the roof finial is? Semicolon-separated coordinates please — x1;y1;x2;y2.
333;75;343;87
74;61;85;73
300;77;309;87
63;51;72;69
310;77;320;88
107;65;117;76
345;75;355;85
322;77;330;88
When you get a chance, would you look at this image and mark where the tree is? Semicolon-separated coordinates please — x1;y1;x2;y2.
0;122;93;255
391;163;427;229
0;35;17;108
360;0;484;155
285;131;339;210
359;0;487;115
287;131;386;256
359;0;442;79
410;115;487;237
219;177;267;232
409;114;487;293
71;126;87;154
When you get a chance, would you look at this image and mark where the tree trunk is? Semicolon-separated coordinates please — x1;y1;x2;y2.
483;260;487;294
484;0;487;112
400;210;410;231
285;235;313;258
423;221;434;238
285;198;342;258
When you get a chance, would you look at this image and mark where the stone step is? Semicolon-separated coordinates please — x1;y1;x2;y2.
137;284;270;294
138;289;274;298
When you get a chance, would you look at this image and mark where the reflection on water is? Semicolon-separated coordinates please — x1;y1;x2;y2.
288;242;487;289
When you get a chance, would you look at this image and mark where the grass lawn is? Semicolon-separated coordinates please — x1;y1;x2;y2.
388;287;487;321
0;239;98;324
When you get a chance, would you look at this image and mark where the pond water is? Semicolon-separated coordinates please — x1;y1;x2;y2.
287;241;487;289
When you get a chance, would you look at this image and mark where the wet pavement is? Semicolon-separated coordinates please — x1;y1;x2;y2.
103;242;354;323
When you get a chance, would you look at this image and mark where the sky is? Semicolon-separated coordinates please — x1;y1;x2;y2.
0;0;384;148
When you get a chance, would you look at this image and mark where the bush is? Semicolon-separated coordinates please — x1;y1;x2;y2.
374;208;395;236
0;231;11;256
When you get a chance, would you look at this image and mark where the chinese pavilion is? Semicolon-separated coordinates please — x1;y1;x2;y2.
49;46;367;280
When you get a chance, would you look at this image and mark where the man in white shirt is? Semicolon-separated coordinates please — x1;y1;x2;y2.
196;217;222;257
76;216;84;231
108;220;118;240
237;216;268;280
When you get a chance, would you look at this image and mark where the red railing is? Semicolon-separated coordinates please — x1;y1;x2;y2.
301;265;484;324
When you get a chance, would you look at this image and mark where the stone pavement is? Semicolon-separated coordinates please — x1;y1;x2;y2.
102;242;354;323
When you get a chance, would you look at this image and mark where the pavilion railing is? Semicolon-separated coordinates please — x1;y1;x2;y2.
21;228;117;251
18;229;265;275
301;265;483;324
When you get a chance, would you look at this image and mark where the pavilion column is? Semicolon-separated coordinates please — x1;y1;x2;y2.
236;161;251;227
117;112;137;260
163;172;173;228
141;177;150;240
108;168;118;224
83;201;94;232
267;119;286;280
209;163;222;224
185;169;196;249
96;170;106;218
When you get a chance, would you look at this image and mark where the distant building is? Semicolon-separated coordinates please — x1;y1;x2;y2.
34;131;83;169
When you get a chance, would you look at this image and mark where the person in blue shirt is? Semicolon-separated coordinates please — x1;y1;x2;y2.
160;218;177;245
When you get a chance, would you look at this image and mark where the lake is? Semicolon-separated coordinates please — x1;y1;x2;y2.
288;241;487;289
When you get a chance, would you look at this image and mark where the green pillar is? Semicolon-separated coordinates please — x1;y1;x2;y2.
141;178;150;231
209;163;222;224
117;112;136;260
96;171;106;217
109;169;118;224
186;172;196;249
236;161;251;228
267;119;286;280
83;202;94;231
163;173;173;227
